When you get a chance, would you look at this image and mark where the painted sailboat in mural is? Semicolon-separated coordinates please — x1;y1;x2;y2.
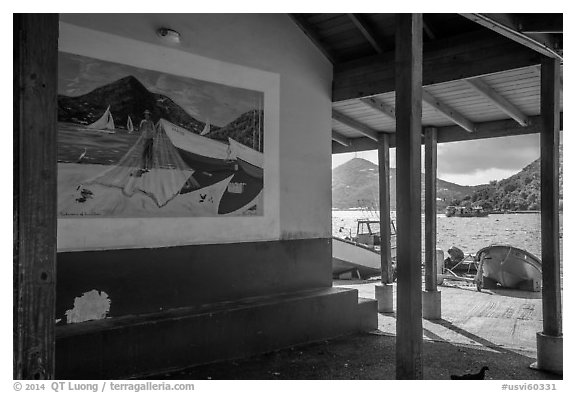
86;105;115;133
127;115;134;133
228;137;263;179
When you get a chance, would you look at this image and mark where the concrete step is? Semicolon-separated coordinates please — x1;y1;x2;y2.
56;287;360;379
357;297;378;332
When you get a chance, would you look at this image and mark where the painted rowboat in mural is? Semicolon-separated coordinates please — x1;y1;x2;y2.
228;137;263;179
161;118;235;171
476;245;542;291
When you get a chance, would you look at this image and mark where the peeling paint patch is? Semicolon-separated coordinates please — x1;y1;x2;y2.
65;290;111;324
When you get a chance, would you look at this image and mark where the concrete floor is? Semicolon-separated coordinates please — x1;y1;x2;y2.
155;279;561;380
335;278;544;352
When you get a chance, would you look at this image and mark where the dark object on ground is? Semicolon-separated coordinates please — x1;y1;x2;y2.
451;366;489;380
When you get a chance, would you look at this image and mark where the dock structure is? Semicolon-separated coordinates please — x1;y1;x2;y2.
15;13;562;379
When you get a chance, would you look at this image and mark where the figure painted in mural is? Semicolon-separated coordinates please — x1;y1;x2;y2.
139;109;156;172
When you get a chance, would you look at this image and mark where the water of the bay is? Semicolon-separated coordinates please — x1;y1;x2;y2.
332;210;563;264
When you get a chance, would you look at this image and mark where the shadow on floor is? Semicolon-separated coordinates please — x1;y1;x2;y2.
148;332;560;380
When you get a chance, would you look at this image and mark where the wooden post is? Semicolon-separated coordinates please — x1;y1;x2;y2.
395;13;423;380
14;13;59;380
424;127;437;291
540;57;562;337
378;133;393;284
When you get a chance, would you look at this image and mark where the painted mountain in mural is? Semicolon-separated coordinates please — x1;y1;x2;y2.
208;109;264;151
58;75;212;134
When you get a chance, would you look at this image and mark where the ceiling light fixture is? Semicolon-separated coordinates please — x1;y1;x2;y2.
157;27;181;44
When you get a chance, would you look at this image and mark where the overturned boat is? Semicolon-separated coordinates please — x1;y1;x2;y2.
476;245;542;291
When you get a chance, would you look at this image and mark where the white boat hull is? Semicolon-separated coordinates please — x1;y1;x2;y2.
332;237;382;279
161;119;230;161
477;245;542;290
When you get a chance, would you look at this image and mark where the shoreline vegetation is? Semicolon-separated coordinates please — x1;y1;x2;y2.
332;152;563;213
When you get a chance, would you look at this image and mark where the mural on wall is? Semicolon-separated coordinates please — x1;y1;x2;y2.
57;52;264;217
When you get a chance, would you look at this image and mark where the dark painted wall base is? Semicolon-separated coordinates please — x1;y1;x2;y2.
57;238;332;320
56;287;361;379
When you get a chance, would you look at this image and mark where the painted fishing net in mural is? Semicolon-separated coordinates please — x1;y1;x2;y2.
57;52;264;218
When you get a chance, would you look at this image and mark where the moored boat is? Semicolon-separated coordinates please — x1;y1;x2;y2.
445;205;489;217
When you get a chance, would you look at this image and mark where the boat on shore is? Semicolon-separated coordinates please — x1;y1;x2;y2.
332;218;397;279
476;245;542;291
445;205;489;217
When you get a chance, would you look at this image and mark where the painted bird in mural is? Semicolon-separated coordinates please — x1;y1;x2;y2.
77;148;87;163
450;366;489;380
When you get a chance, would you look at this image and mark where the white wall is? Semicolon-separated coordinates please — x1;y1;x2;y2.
58;14;333;251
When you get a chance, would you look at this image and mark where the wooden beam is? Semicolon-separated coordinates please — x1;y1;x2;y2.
331;130;350;146
395;13;423;380
465;78;530;126
289;14;337;63
334;30;540;102
422;16;437;40
422;89;476;132
14;13;59;380
332;109;381;141
378;134;393;284
540;56;562;337
359;97;396;120
460;13;562;60
347;13;384;53
424;127;438;291
332;113;562;154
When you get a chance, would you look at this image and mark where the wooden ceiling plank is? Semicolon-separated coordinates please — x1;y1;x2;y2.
332;109;385;140
422;89;476;132
332;130;350;146
359;97;396;120
464;78;530;126
332;113;562;154
289;14;337;63
518;14;562;34
333;31;541;102
347;14;384;54
459;13;562;60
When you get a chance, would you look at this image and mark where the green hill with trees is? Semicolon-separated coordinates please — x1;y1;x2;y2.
332;146;563;212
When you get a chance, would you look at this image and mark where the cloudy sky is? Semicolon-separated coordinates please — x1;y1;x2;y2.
58;52;262;127
332;133;549;186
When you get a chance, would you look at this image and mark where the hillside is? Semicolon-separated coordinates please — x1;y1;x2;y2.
463;145;563;211
332;158;475;211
